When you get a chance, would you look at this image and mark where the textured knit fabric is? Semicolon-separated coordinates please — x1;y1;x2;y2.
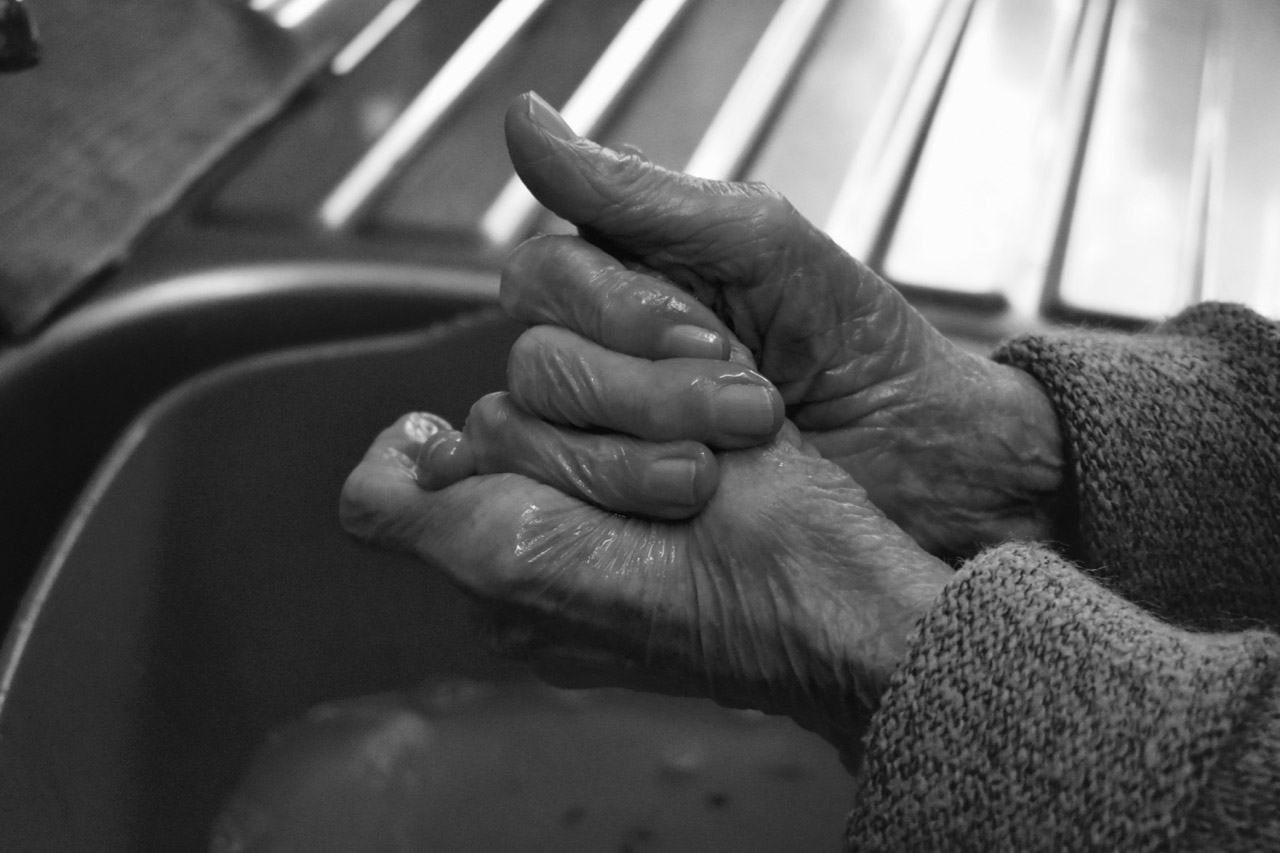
845;303;1280;851
996;302;1280;630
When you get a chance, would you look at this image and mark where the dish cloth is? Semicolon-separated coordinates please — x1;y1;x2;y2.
0;0;326;340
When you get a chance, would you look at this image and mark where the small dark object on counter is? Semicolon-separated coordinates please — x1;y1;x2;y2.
0;0;39;72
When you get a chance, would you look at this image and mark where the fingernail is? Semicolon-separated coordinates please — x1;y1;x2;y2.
662;325;727;360
404;412;451;444
713;385;781;436
381;447;419;482
526;91;576;142
645;458;701;505
418;431;477;491
727;340;756;367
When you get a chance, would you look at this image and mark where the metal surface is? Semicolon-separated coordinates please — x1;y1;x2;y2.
681;0;835;180
882;0;1088;300
1199;0;1280;315
824;0;972;260
1055;0;1212;320
319;0;550;228
329;0;424;75
208;0;1280;324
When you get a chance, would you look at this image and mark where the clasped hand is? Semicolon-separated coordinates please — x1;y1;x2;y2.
341;93;1067;754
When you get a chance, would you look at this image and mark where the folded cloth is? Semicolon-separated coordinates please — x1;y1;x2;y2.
0;0;326;340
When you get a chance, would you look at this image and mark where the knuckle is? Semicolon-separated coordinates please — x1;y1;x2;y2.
570;440;629;503
580;264;629;338
688;374;722;428
748;182;797;234
590;150;659;210
733;182;806;278
463;392;512;467
499;235;555;317
338;468;408;548
506;328;548;386
467;391;512;435
508;329;601;428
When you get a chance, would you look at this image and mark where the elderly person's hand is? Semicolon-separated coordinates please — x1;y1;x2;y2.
495;92;1069;557
340;406;952;761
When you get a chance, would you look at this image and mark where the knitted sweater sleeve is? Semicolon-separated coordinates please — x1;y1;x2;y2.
993;301;1280;630
844;303;1280;851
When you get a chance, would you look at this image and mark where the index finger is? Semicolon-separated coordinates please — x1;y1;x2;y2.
501;234;753;364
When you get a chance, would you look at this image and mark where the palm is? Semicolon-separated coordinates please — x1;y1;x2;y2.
439;429;924;746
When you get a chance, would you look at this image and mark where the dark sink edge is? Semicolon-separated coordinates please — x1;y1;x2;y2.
0;262;498;627
0;304;512;725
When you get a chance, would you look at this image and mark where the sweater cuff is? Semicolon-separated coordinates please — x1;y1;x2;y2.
991;302;1280;629
845;541;1280;853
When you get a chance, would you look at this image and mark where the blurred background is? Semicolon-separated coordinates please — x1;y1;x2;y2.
0;1;1277;847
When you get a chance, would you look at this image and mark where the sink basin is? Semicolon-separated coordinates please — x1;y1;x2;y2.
0;262;495;624
0;310;853;851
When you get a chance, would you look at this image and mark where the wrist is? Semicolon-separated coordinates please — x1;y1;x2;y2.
908;350;1071;556
792;533;952;755
978;361;1074;548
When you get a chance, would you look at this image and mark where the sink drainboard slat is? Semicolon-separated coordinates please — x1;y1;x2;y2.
329;0;425;76
201;0;1280;331
318;0;552;230
822;0;976;262
681;0;836;181
479;0;694;247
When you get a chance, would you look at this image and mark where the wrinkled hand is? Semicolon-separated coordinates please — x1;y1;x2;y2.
500;92;1068;556
340;409;951;759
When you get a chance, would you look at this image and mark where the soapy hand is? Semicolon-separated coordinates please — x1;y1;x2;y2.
340;410;951;757
499;92;1068;557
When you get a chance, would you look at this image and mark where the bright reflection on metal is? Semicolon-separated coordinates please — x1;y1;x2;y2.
683;0;836;180
274;0;335;29
1202;0;1280;318
1057;0;1211;320
319;0;551;229
883;0;1084;297
823;0;968;260
330;0;424;75
480;0;692;246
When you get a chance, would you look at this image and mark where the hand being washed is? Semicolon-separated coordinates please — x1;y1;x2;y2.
340;406;952;759
494;92;1069;557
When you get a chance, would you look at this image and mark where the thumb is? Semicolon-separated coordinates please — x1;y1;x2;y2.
504;91;909;367
339;418;583;602
504;91;817;291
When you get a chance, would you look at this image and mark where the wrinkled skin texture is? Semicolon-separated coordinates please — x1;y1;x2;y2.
341;414;951;761
501;93;1068;557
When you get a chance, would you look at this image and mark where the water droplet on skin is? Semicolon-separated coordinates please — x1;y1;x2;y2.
403;412;450;443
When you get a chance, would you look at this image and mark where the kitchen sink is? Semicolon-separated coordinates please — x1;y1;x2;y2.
0;309;853;852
